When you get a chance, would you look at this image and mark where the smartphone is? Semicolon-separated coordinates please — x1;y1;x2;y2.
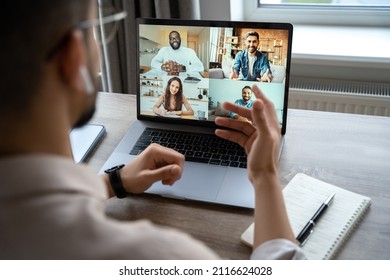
70;124;106;163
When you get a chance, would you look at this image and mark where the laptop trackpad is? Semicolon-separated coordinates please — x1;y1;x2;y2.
145;163;226;202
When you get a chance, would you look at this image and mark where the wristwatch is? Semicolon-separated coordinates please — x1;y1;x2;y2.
104;164;128;198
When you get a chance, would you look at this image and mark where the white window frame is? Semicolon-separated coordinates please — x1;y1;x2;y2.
231;0;390;27
226;0;390;83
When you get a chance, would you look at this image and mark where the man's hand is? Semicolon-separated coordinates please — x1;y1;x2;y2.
161;60;185;76
233;115;251;123
229;66;241;80
215;84;280;182
257;69;272;83
119;143;185;194
216;85;298;248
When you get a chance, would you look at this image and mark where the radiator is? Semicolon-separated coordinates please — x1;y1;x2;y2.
288;77;390;117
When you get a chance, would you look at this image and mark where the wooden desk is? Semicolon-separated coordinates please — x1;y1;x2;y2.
88;92;390;260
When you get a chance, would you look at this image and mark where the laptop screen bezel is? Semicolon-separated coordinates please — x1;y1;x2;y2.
135;18;293;135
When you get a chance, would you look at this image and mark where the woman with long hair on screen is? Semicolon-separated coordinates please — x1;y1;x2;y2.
153;77;194;116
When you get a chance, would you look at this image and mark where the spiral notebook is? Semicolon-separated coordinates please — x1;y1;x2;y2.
241;173;372;260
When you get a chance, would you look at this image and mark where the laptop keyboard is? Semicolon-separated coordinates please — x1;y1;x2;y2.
130;128;247;168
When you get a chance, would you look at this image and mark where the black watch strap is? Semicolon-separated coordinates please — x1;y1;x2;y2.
104;164;128;198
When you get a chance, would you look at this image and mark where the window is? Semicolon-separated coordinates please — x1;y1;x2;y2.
259;0;390;8
227;0;390;82
233;0;390;26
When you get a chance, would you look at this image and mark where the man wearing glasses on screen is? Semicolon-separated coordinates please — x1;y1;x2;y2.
0;0;304;260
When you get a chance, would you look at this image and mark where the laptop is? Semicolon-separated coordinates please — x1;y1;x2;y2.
99;18;293;208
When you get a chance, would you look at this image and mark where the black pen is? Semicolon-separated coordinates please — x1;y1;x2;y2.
296;192;335;246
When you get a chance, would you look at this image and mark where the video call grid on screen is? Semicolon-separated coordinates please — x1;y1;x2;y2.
137;20;292;129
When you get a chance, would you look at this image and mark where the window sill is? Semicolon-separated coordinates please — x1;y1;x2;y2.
292;25;390;61
290;25;390;83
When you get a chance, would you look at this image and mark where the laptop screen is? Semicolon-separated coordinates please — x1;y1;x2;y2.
136;18;293;135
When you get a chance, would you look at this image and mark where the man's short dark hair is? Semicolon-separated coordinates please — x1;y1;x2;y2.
242;85;252;93
169;31;180;38
1;0;92;116
246;31;259;40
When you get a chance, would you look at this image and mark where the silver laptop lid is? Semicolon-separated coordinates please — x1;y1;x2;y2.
136;18;293;135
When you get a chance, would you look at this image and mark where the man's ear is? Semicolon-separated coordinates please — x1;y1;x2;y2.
58;30;87;93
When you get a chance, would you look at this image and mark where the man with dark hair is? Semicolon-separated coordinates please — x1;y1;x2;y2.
0;0;215;259
230;85;254;122
230;31;273;82
0;0;304;260
151;31;204;76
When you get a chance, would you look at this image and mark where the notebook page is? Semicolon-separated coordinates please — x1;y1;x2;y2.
241;173;371;259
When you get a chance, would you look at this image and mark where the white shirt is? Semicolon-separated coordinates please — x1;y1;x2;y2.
0;154;305;260
151;46;204;74
248;55;256;80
